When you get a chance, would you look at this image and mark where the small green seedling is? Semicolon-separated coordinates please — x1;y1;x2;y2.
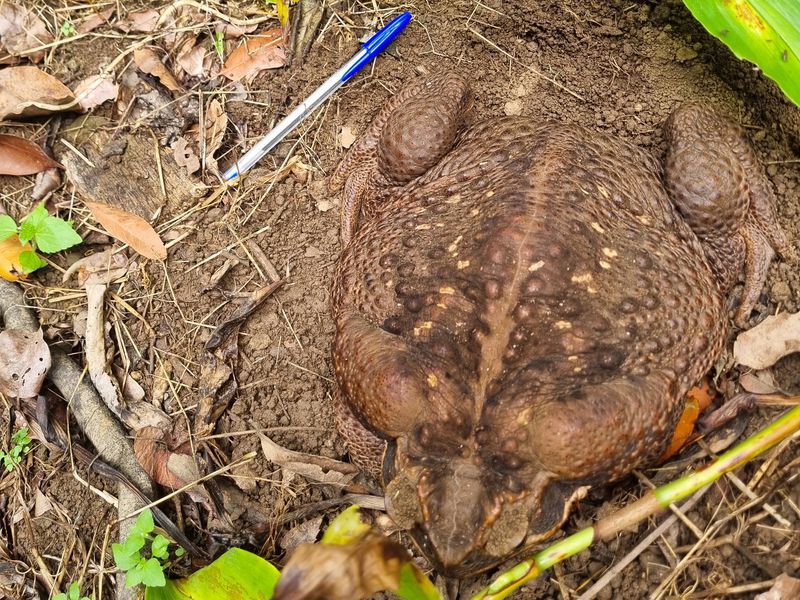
212;31;224;59
0;203;82;274
54;581;90;600
0;427;32;472
60;20;77;37
113;509;185;589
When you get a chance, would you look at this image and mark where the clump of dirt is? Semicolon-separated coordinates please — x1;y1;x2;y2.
1;0;798;599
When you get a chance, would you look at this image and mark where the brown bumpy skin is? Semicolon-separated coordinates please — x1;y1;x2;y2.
329;74;788;576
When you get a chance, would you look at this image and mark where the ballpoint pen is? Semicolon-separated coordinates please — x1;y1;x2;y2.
223;11;413;182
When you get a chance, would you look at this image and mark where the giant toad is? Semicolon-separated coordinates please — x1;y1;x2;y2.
328;73;788;576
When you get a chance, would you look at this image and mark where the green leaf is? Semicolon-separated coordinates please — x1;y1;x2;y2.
321;505;371;545
33;216;82;253
68;581;80;600
53;594;67;600
140;558;166;588
0;215;16;241
397;563;441;600
174;548;185;557
113;533;145;571
151;534;170;559
144;548;280;600
18;251;46;273
683;0;800;107
20;203;47;230
132;509;155;536
125;562;145;589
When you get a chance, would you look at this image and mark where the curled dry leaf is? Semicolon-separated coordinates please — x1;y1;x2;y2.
177;43;206;78
220;29;287;81
31;168;61;200
733;311;800;370
203;98;228;171
0;328;51;398
171;136;200;175
259;433;359;488
73;74;119;111
0;66;75;120
85;201;167;261
0;134;61;176
62;248;129;286
133;47;182;92
119;9;160;33
0;2;54;63
274;530;419;600
134;426;202;491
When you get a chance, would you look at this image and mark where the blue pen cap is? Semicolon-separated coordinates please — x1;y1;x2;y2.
342;11;412;82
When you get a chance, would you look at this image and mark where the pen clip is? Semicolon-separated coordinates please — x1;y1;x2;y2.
341;12;412;82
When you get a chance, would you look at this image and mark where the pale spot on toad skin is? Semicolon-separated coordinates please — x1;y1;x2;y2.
448;235;463;253
437;303;448;309
571;273;593;283
567;355;579;361
427;374;438;388
516;408;532;425
597;184;609;199
415;223;432;230
385;279;394;288
413;321;433;336
573;366;583;373
445;194;462;204
586;286;598;294
637;215;652;225
439;287;455;295
599;260;612;270
436;223;445;228
529;260;545;272
457;260;470;269
602;247;618;258
590;222;605;234
554;321;572;330
470;208;480;216
486;190;495;198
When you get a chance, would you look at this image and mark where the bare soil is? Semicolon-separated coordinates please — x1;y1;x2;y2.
1;1;798;599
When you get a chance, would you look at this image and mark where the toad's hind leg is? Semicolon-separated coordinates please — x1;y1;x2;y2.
664;104;789;327
329;73;473;244
333;386;385;480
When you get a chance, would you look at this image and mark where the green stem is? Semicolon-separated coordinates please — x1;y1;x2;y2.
473;406;800;600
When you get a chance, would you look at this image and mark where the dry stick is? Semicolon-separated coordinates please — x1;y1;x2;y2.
0;280;153;600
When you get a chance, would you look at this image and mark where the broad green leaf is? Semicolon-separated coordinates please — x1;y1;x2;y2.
144;548;280;600
17;251;46;273
683;0;800;106
151;534;170;559
18;221;36;245
34;216;81;253
113;533;146;570
68;582;80;600
20;203;47;231
132;509;155;536
397;563;441;600
321;505;370;545
125;562;145;589
140;558;167;588
0;215;16;241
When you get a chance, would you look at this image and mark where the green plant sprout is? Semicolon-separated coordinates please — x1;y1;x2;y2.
0;427;32;472
60;20;77;37
212;31;224;59
0;203;82;273
683;0;800;107
113;509;185;589
53;581;90;600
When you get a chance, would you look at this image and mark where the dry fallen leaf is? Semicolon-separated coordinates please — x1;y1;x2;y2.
339;126;356;149
733;312;800;370
171;136;200;175
0;236;32;281
0;134;61;176
259;433;359;488
31;167;61;200
0;2;54;63
62;248;129;286
134;426;202;491
84;201;167;260
73;74;119;111
0;328;51;399
77;8;114;34
120;9;160;33
0;66;75;119
220;29;287;81
755;574;800;600
177;43;206;78
133;47;182;92
274;531;412;600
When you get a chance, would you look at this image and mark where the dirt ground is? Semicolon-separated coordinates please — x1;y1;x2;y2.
1;0;799;599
